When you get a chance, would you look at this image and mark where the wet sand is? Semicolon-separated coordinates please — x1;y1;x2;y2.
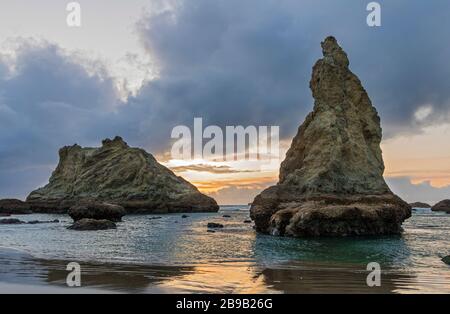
1;247;448;294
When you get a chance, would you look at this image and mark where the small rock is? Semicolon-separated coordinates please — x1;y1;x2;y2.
222;215;231;218
69;202;126;222
0;199;32;214
207;222;224;229
207;230;216;233
181;215;189;218
149;216;162;220
243;220;252;224
0;218;25;225
27;219;60;225
68;218;116;231
442;256;450;265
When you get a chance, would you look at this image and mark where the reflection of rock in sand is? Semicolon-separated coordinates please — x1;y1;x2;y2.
0;248;194;293
260;261;417;294
40;259;194;293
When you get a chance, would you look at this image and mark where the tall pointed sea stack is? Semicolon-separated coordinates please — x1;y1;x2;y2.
27;136;218;213
250;37;411;237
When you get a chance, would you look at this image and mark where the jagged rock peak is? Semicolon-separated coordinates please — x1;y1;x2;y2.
102;136;129;148
250;36;411;237
321;36;349;68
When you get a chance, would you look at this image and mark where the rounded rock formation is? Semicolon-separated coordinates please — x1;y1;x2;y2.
0;218;25;225
68;218;116;231
68;202;126;222
250;37;411;237
442;256;450;265
431;200;450;213
0;199;32;215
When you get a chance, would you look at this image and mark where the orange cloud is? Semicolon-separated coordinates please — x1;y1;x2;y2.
191;176;277;193
169;164;255;174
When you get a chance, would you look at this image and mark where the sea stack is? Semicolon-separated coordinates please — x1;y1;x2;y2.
26;136;218;214
250;36;411;237
431;200;450;213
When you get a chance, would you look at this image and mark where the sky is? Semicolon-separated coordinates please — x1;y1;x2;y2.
0;0;450;205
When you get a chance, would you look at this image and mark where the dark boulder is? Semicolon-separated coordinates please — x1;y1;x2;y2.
27;219;60;225
442;256;450;265
0;218;25;225
207;222;224;229
68;202;126;222
68;218;116;231
0;199;32;214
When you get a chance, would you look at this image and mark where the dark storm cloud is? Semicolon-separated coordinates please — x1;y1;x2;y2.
135;0;450;139
0;42;122;198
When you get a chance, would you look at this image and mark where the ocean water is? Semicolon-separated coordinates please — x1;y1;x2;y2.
0;206;449;293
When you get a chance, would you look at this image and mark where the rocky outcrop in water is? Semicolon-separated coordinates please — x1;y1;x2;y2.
431;200;450;213
0;218;59;225
68;218;117;231
26;136;218;214
69;202;126;222
409;202;431;208
250;36;411;237
0;218;25;225
0;199;32;215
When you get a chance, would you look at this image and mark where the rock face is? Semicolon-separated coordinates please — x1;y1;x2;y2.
431;200;450;213
69;202;126;222
68;218;116;231
0;199;32;214
409;202;431;208
26;136;218;214
250;37;411;237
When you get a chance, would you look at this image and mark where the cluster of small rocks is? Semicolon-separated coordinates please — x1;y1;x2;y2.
67;201;125;231
0;218;59;225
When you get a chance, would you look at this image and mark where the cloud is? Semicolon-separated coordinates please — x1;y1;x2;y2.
135;0;450;140
207;186;265;206
170;164;254;174
0;41;123;198
386;177;450;206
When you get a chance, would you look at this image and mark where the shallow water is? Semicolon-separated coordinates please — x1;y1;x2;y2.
0;206;449;293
